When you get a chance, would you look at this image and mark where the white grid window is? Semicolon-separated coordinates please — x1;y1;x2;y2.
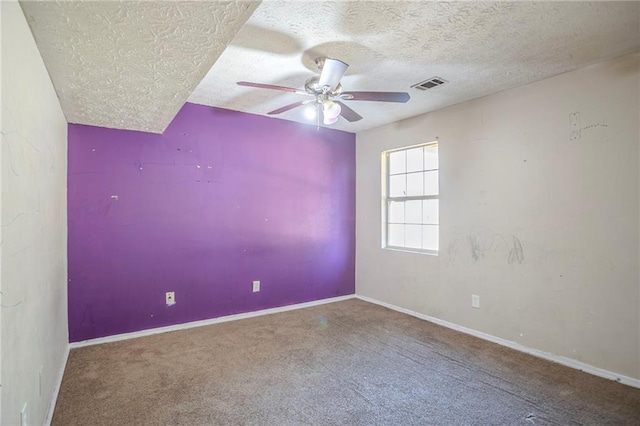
383;142;439;253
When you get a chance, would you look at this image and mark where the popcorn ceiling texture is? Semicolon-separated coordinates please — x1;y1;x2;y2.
19;1;639;134
189;1;640;133
20;1;259;134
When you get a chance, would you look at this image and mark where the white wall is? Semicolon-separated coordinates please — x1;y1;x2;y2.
357;53;640;380
1;1;69;424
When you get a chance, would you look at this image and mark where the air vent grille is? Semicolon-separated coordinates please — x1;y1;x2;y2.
412;77;447;91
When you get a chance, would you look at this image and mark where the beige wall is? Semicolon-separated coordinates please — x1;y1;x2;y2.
1;1;69;424
356;53;640;380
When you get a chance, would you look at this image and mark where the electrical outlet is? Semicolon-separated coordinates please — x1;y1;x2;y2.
472;295;480;309
21;403;27;426
252;281;260;293
166;291;175;306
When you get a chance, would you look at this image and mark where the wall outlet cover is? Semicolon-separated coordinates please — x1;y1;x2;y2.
252;281;260;293
166;291;176;306
472;294;480;309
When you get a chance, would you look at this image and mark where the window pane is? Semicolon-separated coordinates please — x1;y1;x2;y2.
406;224;422;249
405;200;422;224
424;171;439;195
422;199;439;224
388;201;405;223
389;175;406;197
389;150;406;174
406;172;424;196
388;224;404;247
406;147;424;173
422;225;439;251
424;145;438;170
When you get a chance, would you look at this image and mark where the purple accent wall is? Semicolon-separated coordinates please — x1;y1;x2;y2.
67;103;355;342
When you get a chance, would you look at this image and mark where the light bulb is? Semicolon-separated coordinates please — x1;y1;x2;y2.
304;105;317;120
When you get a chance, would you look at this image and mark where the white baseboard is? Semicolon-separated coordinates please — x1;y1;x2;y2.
70;294;356;349
45;343;70;426
355;294;640;389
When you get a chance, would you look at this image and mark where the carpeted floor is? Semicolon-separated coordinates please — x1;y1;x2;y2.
53;299;640;425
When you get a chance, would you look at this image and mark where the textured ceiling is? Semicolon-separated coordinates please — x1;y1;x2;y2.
189;1;640;133
20;1;259;133
20;1;640;134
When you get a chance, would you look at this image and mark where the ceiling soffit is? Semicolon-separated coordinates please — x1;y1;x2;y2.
21;1;260;133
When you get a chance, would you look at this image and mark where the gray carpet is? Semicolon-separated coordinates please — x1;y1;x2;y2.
53;299;640;425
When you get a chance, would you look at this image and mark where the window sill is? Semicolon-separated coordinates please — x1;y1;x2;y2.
383;246;439;256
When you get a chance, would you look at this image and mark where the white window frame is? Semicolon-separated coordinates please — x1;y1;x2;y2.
382;141;439;255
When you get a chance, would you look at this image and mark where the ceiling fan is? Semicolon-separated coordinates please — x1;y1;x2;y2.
237;57;410;126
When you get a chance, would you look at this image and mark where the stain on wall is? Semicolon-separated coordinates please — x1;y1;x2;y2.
67;103;356;342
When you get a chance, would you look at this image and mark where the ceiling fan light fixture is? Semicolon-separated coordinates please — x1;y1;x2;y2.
323;114;339;125
323;100;341;121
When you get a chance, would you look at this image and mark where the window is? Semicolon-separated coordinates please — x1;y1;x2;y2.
383;142;439;253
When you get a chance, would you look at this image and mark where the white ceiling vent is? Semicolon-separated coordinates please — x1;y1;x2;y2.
412;77;447;91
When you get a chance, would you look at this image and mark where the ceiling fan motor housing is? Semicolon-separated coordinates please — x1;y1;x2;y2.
304;76;343;98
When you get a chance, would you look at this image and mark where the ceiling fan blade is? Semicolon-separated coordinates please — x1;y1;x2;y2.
237;81;309;95
334;101;363;122
340;91;410;103
318;58;349;91
267;100;312;115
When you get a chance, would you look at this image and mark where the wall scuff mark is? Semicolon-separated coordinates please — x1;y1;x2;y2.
447;232;525;266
